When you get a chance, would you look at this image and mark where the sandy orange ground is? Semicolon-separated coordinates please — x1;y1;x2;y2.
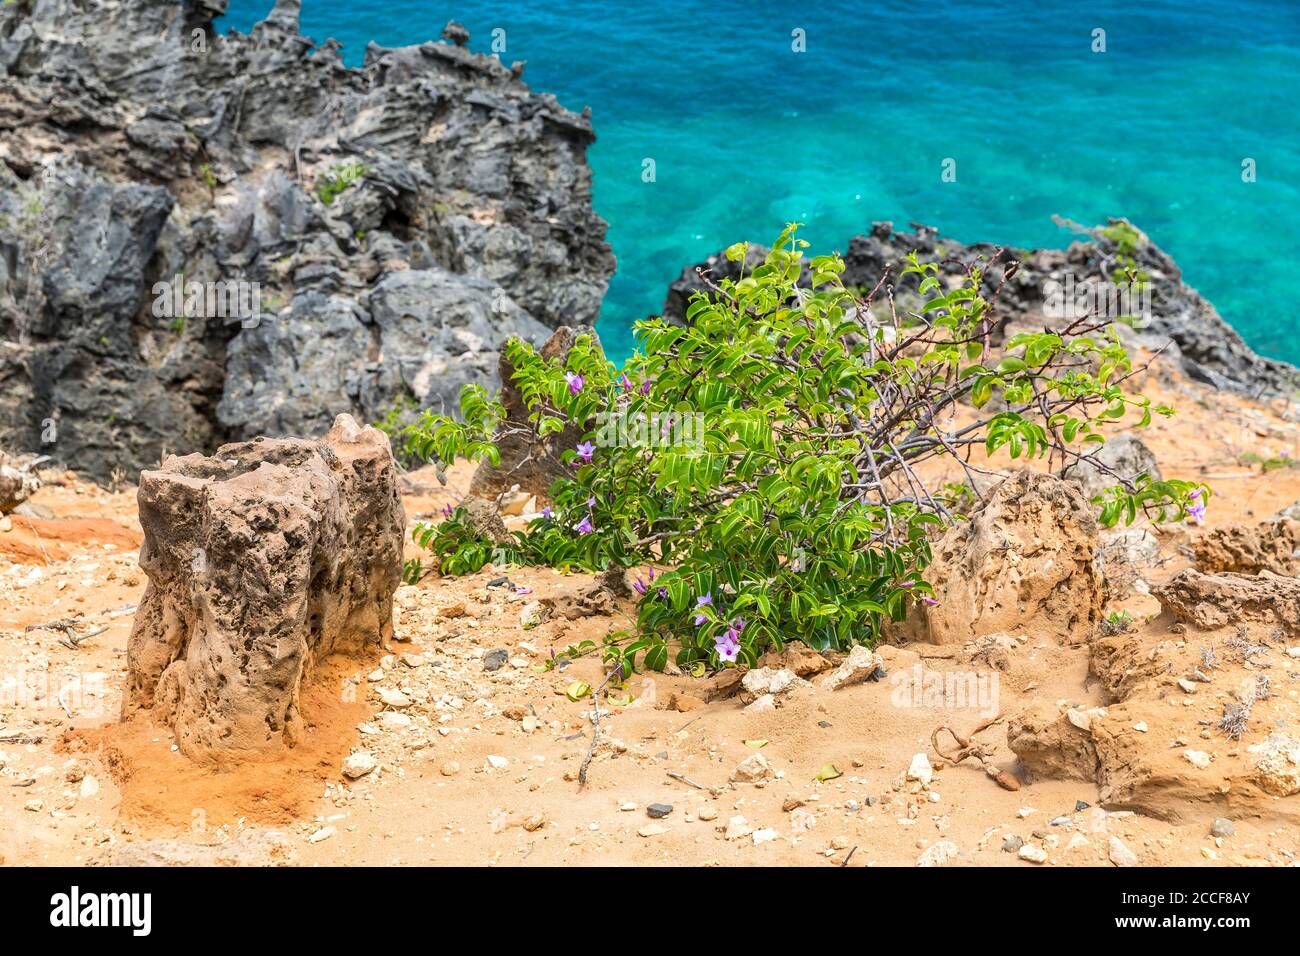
1;360;1299;867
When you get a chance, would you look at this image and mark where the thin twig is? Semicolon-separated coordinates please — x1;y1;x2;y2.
665;770;709;790
577;664;625;788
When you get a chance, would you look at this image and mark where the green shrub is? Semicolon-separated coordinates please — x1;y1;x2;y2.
407;225;1205;675
315;160;369;205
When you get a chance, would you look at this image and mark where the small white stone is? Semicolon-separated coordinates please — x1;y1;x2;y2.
377;687;411;708
342;751;378;779
1018;844;1048;864
377;712;412;731
1066;708;1091;731
1108;835;1138;867
1184;748;1212;769
309;826;336;843
906;752;933;785
724;816;752;840
916;841;960;867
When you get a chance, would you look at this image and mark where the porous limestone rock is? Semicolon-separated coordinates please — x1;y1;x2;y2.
122;414;404;760
1192;517;1300;577
893;471;1102;645
0;450;40;512
1153;569;1300;636
1007;703;1101;782
1249;734;1300;797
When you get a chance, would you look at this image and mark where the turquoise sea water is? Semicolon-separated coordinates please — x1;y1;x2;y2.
224;1;1300;365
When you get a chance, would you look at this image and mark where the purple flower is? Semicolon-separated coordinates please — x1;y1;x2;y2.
587;496;597;507
1187;489;1207;525
575;516;594;535
576;440;595;463
632;576;649;596
693;592;712;626
715;618;744;663
724;617;746;644
565;371;585;395
922;596;940;607
515;586;532;595
657;587;669;599
541;507;553;520
441;504;454;519
640;379;652;395
617;374;632;391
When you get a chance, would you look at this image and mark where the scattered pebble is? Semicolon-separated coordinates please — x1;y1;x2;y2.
1108;836;1138;867
1018;844;1048;864
342;752;378;779
1210;818;1235;838
906;752;933;785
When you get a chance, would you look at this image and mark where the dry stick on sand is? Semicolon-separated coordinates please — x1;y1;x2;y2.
25;618;105;650
931;715;1020;791
666;769;708;791
577;664;626;788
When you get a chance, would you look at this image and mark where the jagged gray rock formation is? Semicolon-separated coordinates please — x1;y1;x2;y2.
663;219;1300;397
0;0;614;482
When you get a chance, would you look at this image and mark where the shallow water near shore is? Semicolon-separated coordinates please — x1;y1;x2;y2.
222;0;1300;364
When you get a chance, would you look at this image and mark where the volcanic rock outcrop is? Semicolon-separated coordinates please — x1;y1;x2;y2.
664;220;1300;398
468;324;599;503
122;413;405;760
0;0;614;482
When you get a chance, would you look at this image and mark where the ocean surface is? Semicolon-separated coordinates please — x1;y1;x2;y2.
223;1;1300;365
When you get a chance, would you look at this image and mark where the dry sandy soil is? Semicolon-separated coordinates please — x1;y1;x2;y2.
2;365;1300;867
